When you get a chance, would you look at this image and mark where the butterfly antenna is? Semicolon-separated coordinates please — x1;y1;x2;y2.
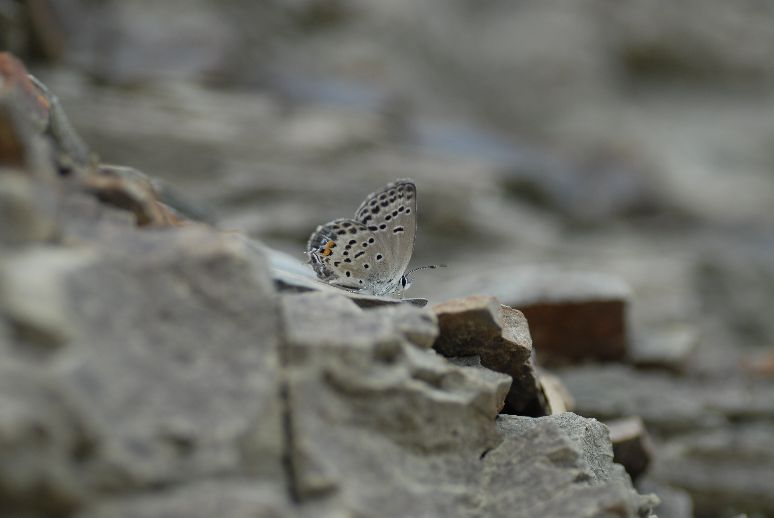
407;264;447;276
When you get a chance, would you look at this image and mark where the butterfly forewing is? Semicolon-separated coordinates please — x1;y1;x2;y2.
354;179;417;290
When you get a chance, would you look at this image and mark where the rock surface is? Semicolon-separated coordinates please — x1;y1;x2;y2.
432;296;547;415
13;0;774;506
0;51;656;517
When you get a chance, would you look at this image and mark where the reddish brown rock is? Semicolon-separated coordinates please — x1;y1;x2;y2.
607;417;653;481
508;269;631;366
432;296;547;416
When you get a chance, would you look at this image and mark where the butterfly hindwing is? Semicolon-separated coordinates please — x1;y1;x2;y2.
307;218;386;291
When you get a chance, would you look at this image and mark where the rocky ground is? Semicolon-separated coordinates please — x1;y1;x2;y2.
3;2;774;517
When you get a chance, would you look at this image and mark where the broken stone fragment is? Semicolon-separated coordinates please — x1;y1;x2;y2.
607;416;654;481
432;295;547;416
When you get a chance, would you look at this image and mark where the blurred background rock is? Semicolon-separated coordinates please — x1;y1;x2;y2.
5;1;774;516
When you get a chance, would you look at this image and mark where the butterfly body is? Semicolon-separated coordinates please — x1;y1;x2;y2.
307;179;417;296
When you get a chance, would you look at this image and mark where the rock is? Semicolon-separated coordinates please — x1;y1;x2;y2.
603;1;774;82
559;364;774;436
630;326;698;373
0;360;92;517
432;296;547;416
436;267;631;366
0;53;49;170
538;370;574;414
279;290;509;504
84;165;186;227
651;423;774;517
0;225;284;516
0;247;90;348
497;144;667;224
77;481;291;518
0;173;57;245
637;479;694;518
280;291;655;516
607;417;653;481
742;350;774;378
485;413;658;517
558;365;721;435
368;304;439;349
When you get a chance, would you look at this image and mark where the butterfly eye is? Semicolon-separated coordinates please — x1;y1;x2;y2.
400;276;408;288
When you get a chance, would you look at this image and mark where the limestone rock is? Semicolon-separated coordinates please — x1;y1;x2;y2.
280;291;508;507
280;291;656;517
432;296;546;415
0;226;284;516
482;413;658;518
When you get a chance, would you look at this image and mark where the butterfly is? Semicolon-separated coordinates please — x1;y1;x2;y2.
307;179;439;296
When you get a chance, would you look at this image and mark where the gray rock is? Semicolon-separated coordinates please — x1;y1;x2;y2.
0;173;57;245
280;290;509;507
78;481;291;518
637;479;694;518
0;247;89;348
482;413;658;518
0;360;92;517
651;423;774;517
629;326;698;373
561;364;774;436
558;365;727;434
279;292;656;517
61;227;284;488
608;417;654;481
432;296;546;416
0;225;284;515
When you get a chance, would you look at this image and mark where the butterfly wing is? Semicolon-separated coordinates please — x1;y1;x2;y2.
307;179;418;296
307;218;385;292
353;179;417;292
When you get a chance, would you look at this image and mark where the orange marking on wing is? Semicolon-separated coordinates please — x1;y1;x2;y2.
321;240;336;256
